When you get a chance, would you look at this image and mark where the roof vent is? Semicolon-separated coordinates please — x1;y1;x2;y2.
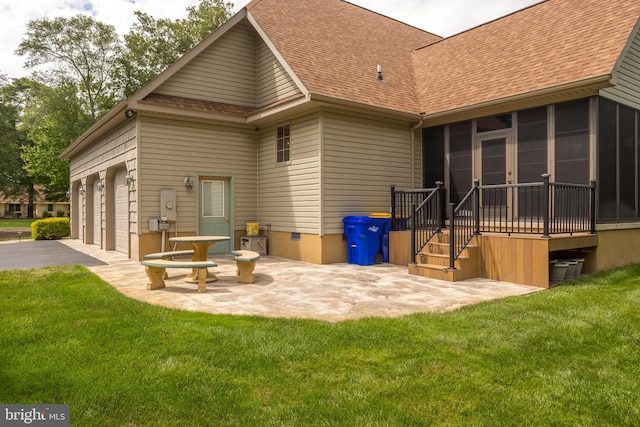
376;65;384;81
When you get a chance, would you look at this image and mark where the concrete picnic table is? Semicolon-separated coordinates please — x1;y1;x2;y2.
168;235;231;283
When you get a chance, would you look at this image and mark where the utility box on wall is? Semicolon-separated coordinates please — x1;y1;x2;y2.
241;235;267;255
160;189;176;221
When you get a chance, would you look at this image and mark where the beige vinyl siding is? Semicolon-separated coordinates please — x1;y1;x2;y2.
257;113;320;233
69;120;136;182
69;120;137;236
138;116;257;233
155;20;257;107
322;110;413;234
257;38;299;107
601;27;640;110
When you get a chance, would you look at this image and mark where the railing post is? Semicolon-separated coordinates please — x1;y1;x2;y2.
542;173;550;238
435;181;444;231
410;202;416;264
390;186;396;231
449;202;456;270
590;179;597;234
473;179;480;235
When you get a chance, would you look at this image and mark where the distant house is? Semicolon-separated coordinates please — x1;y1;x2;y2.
0;190;69;218
61;0;640;287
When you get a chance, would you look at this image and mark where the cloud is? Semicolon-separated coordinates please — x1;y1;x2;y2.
0;0;541;79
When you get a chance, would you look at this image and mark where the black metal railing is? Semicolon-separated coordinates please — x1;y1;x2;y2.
392;176;595;269
391;184;444;232
448;174;596;269
450;183;480;269
391;184;445;260
410;184;445;257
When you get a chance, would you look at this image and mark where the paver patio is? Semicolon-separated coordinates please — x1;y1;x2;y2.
58;239;541;322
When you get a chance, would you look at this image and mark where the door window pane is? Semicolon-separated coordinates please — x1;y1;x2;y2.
202;180;224;217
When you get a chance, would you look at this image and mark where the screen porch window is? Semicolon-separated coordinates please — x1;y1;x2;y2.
277;124;291;163
202;180;224;217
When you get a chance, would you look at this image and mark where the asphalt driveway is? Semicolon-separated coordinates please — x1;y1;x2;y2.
0;240;106;270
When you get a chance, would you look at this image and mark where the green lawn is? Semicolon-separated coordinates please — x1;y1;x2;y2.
1;265;639;426
0;218;36;228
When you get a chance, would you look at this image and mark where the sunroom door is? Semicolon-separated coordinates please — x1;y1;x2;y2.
478;132;514;220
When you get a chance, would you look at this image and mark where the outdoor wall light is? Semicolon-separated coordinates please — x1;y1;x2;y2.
184;176;194;190
124;174;134;186
97;180;105;192
124;109;135;119
66;189;71;199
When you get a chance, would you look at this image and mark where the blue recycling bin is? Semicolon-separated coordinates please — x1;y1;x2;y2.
343;216;385;265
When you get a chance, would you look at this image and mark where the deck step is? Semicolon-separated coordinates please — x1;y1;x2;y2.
411;263;480;282
410;234;481;281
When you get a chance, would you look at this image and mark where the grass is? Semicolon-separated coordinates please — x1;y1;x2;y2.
1;265;640;426
0;218;36;228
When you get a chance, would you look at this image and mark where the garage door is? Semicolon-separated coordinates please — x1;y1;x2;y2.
114;169;129;254
93;183;101;246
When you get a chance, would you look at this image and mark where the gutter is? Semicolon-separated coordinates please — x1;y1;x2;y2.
422;75;613;125
410;116;425;188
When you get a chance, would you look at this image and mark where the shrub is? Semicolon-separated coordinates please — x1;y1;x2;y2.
31;218;71;240
56;210;66;217
42;211;52;218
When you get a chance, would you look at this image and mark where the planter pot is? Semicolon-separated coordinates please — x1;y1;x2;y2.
570;258;585;277
550;262;568;284
564;260;578;279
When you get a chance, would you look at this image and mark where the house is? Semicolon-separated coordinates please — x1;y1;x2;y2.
0;190;69;218
61;0;640;288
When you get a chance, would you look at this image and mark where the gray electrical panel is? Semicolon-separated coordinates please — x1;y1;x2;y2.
160;189;177;221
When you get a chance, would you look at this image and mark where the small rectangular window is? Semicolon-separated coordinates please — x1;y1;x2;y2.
277;124;291;163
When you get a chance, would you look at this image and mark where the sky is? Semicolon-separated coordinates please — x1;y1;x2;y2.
0;0;542;79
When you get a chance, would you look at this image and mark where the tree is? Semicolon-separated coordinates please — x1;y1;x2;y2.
116;0;233;96
15;15;122;121
20;79;92;200
0;76;36;216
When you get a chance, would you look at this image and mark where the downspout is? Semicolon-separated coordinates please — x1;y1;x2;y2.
410;116;425;188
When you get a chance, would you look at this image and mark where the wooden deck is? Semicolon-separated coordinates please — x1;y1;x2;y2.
391;230;599;288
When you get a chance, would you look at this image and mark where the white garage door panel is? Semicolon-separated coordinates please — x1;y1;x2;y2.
93;184;101;246
114;170;129;254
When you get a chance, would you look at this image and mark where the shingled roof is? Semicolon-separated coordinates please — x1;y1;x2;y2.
413;0;640;117
246;0;441;115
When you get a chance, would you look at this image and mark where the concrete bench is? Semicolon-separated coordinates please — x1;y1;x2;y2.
141;259;218;293
143;250;196;279
143;250;195;259
231;250;261;284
